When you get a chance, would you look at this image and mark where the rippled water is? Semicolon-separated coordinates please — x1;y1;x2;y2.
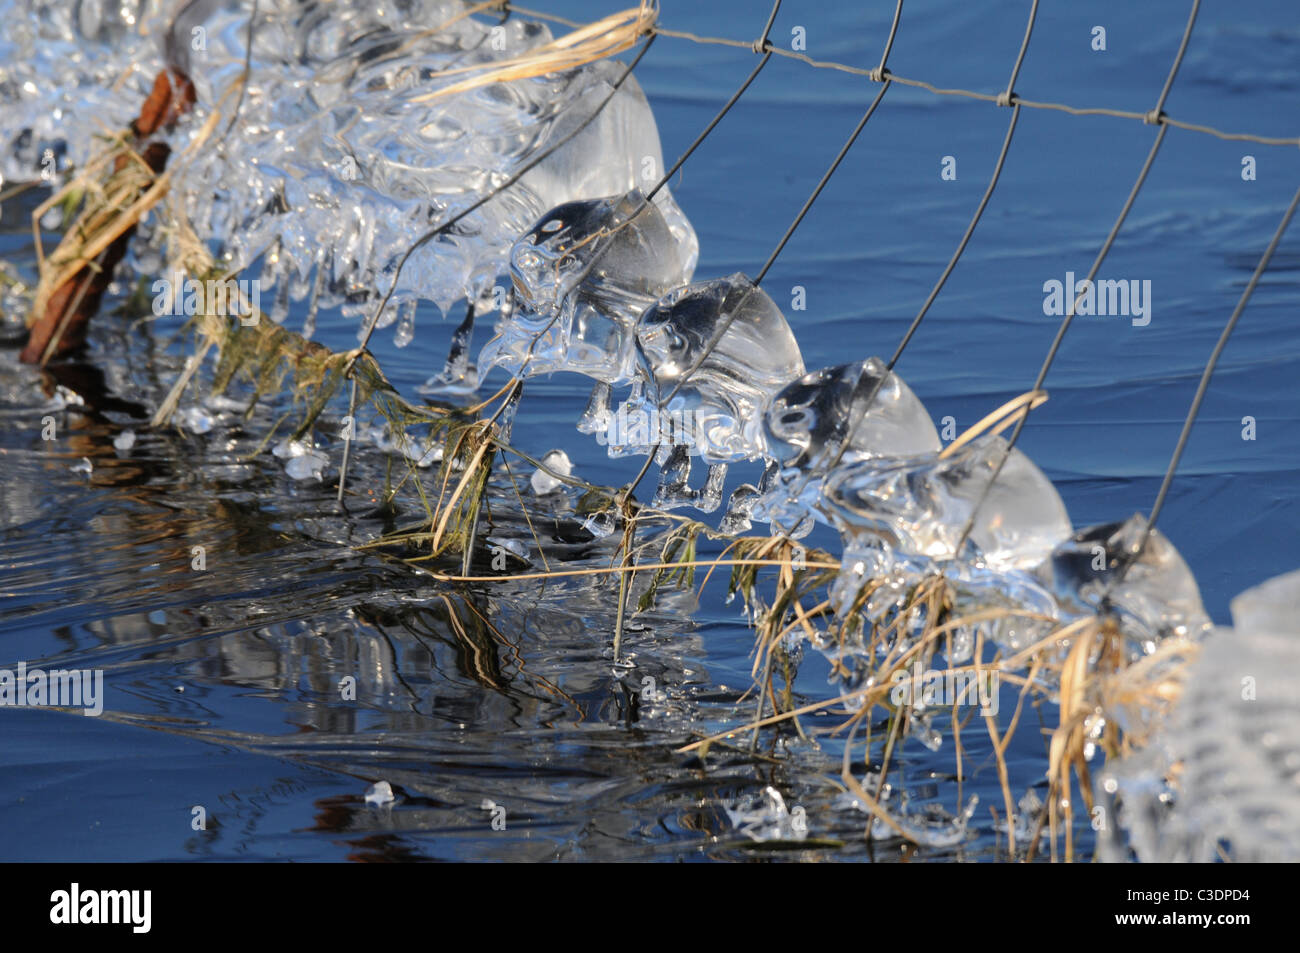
1;0;1298;861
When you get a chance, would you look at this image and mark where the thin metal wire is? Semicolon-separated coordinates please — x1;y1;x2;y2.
1109;181;1300;587
643;0;784;208
753;81;890;287
890;106;1021;371
949;122;1168;553
644;1;1294;148
623;1;904;504
820;0;1038;481
952;0;1202;556
613;0;785;659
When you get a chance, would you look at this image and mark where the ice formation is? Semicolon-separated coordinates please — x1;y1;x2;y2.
823;436;1071;574
1099;569;1300;862
6;0;1288;861
759;358;941;535
1;0;694;339
529;448;572;495
1046;514;1212;655
477;186;697;427
622;273;804;511
363;779;395;807
0;0;163;187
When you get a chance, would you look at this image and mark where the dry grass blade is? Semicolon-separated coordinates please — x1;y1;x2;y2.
410;2;658;103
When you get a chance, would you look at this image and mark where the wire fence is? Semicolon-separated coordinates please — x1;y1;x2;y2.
485;0;1298;579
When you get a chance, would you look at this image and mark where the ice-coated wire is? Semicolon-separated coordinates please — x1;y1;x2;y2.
621;0;905;504
337;33;658;502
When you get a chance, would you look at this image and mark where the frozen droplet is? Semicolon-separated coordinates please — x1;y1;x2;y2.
285;450;328;481
718;483;760;535
70;456;93;474
577;380;613;435
364;780;395;807
583;509;617;538
394;298;417;348
113;429;136;452
530;449;572;494
174;405;214;435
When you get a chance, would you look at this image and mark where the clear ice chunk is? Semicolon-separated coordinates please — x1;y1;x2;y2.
285;451;329;481
625;273;805;465
1099;569;1300;862
761;358;940;533
765;358;940;472
364;780;395;807
174;404;214;435
1046;513;1212;653
1;1;697;330
530;449;572;495
478;188;696;384
822;435;1072;573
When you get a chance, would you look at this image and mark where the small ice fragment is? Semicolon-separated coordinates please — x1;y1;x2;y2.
487;537;529;562
723;786;808;842
52;385;84;409
175;405;214;434
285;451;329;481
583;509;617;538
394;298;417;348
113;429;136;452
403;441;443;468
530;449;572;494
70;456;93;474
273;437;311;459
364;781;395;807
